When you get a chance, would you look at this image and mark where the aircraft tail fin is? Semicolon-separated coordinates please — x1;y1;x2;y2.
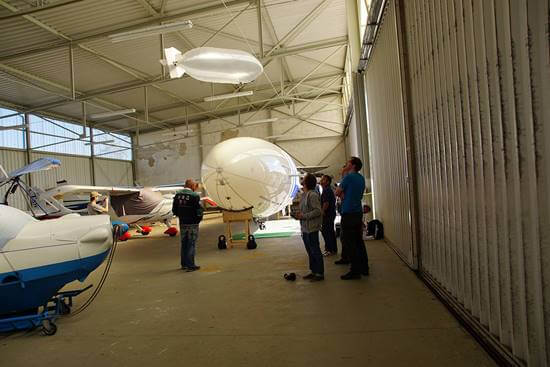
161;47;185;79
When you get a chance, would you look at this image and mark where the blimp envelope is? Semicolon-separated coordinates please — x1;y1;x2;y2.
201;137;299;218
162;47;263;84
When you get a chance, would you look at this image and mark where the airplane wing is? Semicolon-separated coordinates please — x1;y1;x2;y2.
1;158;61;184
151;186;185;194
46;184;141;199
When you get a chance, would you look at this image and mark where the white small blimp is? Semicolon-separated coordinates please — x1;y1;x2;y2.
161;47;263;84
201;137;299;218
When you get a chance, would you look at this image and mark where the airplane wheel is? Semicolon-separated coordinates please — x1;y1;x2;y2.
42;321;57;336
141;231;150;236
169;233;177;237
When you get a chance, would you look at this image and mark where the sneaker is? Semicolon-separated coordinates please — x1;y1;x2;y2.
310;274;324;282
340;272;361;280
183;266;200;272
303;273;315;280
334;259;350;265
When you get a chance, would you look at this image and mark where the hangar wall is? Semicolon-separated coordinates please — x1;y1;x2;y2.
136;96;346;186
364;0;415;267
362;0;550;365
0;148;133;210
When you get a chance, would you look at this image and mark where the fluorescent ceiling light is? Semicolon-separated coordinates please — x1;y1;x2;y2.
90;109;136;119
109;20;193;42
204;90;253;102
85;140;115;146
0;124;27;131
242;118;278;126
161;130;195;136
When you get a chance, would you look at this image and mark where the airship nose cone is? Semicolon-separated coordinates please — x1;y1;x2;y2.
201;137;299;218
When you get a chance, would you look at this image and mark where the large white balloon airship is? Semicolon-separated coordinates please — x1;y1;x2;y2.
201;137;300;218
162;46;263;84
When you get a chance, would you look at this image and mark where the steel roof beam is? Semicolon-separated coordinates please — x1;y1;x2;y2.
0;0;85;20
0;0;251;61
264;0;333;57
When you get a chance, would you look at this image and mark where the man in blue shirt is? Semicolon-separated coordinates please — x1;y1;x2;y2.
335;157;369;280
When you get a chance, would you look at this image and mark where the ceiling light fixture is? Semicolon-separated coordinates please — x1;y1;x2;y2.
90;109;136;119
109;20;193;42
161;130;195;136
85;140;115;146
204;90;253;102
242;118;279;126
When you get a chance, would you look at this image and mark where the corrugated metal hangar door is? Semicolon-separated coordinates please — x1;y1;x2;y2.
365;0;416;268
363;0;550;365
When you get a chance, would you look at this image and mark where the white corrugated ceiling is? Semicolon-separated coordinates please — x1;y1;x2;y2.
0;0;349;134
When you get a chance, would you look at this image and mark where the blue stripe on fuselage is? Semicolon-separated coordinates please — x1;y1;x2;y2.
0;249;110;315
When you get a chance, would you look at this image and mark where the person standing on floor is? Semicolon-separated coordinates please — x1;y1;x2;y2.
294;173;324;282
172;179;204;272
335;157;369;280
320;174;338;256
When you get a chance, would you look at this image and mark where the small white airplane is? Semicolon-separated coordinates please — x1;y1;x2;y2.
0;204;113;334
45;184;217;239
1;158;216;240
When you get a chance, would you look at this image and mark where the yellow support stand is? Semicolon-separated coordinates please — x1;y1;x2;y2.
222;208;253;248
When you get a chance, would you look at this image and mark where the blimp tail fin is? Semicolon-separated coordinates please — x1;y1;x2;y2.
161;47;186;79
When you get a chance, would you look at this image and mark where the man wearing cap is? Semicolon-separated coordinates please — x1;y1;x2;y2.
87;191;109;215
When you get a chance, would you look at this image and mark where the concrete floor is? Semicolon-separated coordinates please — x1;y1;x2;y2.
1;214;495;366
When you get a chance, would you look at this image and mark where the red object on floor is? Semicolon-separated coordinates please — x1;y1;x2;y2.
119;232;132;241
141;226;152;234
164;227;178;236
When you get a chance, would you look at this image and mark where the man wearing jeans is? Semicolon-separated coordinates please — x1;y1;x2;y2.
336;157;369;280
172;179;203;272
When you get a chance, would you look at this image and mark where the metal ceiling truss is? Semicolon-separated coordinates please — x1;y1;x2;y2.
0;0;345;137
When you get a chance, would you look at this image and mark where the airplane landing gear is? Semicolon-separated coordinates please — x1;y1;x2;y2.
164;227;178;236
136;225;152;235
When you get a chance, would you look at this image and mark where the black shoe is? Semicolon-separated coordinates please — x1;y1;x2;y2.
341;272;361;280
362;269;370;276
303;273;315;280
310;274;324;282
183;266;200;272
334;259;350;265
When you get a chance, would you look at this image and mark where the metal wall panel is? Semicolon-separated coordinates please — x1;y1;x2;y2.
364;0;415;266
29;152;92;190
94;158;133;186
0;149;28;210
362;0;550;364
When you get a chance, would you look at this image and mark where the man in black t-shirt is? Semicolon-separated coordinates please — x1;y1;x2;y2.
172;179;203;272
320;175;337;256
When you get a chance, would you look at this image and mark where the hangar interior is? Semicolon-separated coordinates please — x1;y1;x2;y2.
0;0;549;366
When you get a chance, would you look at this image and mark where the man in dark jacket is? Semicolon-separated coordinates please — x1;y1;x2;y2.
172;179;203;272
